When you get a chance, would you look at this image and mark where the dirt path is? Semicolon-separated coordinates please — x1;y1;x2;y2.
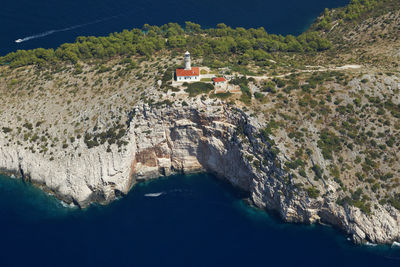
247;64;362;80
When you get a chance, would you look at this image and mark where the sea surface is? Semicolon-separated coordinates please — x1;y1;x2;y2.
0;174;399;267
1;0;400;266
0;0;351;55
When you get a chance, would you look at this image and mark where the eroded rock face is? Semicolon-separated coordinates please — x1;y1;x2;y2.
0;98;399;245
130;99;255;193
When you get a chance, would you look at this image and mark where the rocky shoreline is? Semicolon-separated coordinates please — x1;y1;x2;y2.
0;98;399;245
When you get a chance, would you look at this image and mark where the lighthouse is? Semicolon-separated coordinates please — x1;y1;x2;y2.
184;51;191;70
175;51;200;82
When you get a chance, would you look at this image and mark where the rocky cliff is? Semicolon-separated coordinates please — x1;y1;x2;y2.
1;97;399;245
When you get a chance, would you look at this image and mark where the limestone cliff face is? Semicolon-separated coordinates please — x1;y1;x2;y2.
0;98;399;245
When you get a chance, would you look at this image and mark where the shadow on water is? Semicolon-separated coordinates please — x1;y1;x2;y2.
0;173;399;267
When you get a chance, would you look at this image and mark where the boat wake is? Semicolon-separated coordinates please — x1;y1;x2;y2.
14;14;120;44
144;192;164;198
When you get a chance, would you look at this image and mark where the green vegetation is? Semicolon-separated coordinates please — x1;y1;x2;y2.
306;187;320;198
260;120;279;139
240;85;252;105
185;82;214;97
285;159;305;170
2;127;12;133
229;76;249;87
254;92;264;101
337;188;371;214
317;130;341;160
388;196;400;211
261;81;276;93
211;92;232;100
84;123;127;149
311;164;323;180
23;122;33;130
1;0;399;219
314;0;379;31
0;22;331;68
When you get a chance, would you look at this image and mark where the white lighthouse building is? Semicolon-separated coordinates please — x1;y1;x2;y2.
184;51;191;70
175;51;200;82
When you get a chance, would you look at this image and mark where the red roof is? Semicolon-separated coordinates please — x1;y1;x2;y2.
213;77;226;83
176;67;200;77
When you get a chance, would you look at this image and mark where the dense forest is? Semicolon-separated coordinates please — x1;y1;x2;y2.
0;22;331;68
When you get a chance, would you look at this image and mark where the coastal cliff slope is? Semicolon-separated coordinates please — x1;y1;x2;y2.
1;94;399;244
0;0;400;245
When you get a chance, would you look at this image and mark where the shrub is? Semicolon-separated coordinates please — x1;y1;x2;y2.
211;92;232;100
254;92;264;100
337;189;371;214
380;173;393;181
229;76;249;87
285;159;304;170
317;130;341;160
2;127;12;133
299;169;307;177
306;187;320;198
240;85;252;105
311;164;323;180
386;137;395;147
273;78;285;88
389;196;400;210
260;120;279;139
261;81;276;93
185;82;214;97
23;122;33;130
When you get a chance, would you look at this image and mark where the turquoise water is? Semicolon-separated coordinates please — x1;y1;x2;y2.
0;174;399;267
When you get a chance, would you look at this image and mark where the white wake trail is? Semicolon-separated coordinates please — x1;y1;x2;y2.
15;15;121;43
16;30;57;43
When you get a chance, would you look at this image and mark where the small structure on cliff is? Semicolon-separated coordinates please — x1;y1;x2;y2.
175;51;200;82
213;77;228;93
213;77;227;87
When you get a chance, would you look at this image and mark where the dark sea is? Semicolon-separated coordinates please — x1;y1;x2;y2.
1;0;400;266
0;0;351;56
0;174;400;267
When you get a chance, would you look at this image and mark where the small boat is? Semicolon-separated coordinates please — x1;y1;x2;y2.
144;192;164;197
15;39;23;43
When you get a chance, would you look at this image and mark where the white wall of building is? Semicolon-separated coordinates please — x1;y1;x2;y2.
177;76;200;82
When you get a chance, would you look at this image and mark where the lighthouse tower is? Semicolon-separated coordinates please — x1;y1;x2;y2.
175;51;200;82
184;51;191;70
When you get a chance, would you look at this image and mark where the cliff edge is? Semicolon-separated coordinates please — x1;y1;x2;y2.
0;97;399;245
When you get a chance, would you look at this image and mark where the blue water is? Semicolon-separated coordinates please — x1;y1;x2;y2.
0;0;351;56
0;174;399;267
2;0;400;266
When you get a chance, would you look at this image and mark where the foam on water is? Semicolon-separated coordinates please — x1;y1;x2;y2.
144;192;164;197
14;14;122;43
